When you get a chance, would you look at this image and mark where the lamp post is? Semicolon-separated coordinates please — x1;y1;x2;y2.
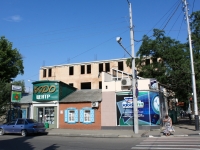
183;0;199;130
116;1;138;134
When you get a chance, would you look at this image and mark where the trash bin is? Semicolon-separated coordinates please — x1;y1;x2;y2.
44;122;49;128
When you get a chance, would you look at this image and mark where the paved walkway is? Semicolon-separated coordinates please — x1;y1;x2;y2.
45;118;200;138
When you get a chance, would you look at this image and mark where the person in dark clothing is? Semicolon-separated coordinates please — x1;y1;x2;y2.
188;110;192;121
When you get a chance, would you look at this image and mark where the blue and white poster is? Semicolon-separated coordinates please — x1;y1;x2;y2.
116;91;160;126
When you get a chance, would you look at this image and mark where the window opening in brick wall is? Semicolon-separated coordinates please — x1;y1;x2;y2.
69;83;74;87
69;66;74;75
146;59;150;65
152;58;157;63
87;64;91;74
105;63;110;72
81;65;85;74
99;63;103;72
48;68;52;77
99;81;102;89
81;82;91;89
118;61;123;71
43;69;46;77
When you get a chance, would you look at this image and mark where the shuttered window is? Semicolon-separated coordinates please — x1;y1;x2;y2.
80;108;94;124
64;108;78;124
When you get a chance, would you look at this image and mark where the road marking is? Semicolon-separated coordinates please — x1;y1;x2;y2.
131;147;200;150
131;137;200;150
137;145;200;147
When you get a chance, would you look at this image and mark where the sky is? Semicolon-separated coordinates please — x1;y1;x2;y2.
0;0;199;92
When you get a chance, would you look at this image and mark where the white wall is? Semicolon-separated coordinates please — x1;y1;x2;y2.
102;72;153;92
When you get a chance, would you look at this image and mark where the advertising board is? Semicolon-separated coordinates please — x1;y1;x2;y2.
116;91;160;126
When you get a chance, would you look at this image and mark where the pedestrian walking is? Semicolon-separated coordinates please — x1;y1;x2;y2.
188;110;192;121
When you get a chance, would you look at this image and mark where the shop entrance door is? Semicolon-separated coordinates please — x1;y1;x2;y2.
38;108;44;123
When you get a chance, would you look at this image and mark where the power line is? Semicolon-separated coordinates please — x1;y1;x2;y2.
161;0;182;31
10;18;128;40
58;29;129;65
176;16;185;40
133;0;182;43
17;26;128;48
191;0;195;14
167;9;183;36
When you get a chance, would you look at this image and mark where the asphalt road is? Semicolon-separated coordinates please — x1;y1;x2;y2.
0;135;145;150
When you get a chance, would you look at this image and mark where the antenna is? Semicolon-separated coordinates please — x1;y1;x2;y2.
43;60;45;66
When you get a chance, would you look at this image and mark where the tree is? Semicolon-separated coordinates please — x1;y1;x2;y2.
0;36;24;82
130;11;200;102
128;28;191;102
0;79;11;122
0;36;25;121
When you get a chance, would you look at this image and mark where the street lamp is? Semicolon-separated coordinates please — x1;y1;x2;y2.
116;0;138;134
183;0;199;130
28;79;36;82
116;37;138;134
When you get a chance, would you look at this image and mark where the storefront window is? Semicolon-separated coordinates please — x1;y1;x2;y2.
45;107;54;124
37;107;54;124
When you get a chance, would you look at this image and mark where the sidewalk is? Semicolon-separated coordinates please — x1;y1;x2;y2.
45;118;200;138
146;118;200;137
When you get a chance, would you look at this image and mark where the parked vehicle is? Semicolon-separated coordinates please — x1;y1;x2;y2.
0;118;46;136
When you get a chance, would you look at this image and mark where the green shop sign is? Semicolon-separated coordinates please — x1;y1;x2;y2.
11;91;22;102
33;83;59;101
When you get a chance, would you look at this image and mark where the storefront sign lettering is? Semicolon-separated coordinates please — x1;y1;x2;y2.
36;94;51;100
34;85;56;94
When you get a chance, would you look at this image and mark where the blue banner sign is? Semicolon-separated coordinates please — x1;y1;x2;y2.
116;91;160;126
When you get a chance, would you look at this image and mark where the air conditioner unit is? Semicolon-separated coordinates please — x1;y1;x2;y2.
121;78;132;86
91;102;99;108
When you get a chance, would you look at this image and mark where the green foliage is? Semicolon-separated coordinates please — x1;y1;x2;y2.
0;36;24;82
0;36;25;120
0;79;11;119
136;30;191;101
125;11;200;102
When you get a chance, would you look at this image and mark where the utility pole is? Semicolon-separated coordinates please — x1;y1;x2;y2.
183;0;199;130
128;0;138;134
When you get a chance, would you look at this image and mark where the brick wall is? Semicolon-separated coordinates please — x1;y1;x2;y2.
59;102;101;130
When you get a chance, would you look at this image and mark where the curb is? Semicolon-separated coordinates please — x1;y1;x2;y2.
47;133;134;138
47;133;136;138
